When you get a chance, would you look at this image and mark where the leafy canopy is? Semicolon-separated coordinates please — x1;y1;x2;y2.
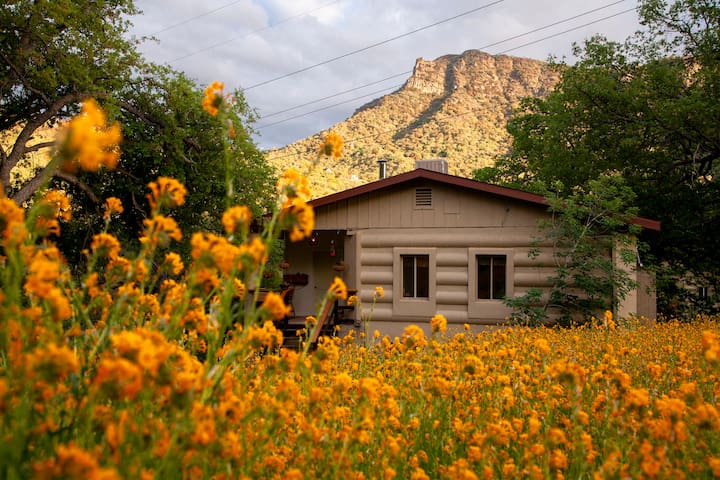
478;0;720;315
1;0;277;264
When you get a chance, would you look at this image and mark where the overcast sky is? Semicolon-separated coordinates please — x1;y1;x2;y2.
128;0;642;150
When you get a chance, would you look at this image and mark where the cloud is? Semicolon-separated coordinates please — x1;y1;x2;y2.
128;0;641;149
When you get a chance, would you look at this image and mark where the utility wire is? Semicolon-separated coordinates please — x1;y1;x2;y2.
257;84;403;129
260;71;411;120
170;0;342;62
263;5;638;159
243;0;505;90
497;7;636;55
256;0;631;130
147;0;249;36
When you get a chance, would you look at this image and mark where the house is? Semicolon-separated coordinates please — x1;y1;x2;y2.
282;161;660;336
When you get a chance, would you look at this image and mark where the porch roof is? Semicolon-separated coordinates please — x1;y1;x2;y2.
309;168;661;231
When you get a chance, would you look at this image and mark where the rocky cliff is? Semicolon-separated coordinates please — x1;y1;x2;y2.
267;50;560;197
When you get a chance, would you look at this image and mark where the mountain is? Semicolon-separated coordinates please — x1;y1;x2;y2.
266;50;560;198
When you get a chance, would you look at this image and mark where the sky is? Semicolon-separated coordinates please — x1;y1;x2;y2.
128;0;643;150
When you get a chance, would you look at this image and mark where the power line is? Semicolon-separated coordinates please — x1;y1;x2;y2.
257;84;403;129
169;0;342;63
264;4;638;160
260;71;411;120
243;0;505;91
147;0;248;36
256;0;631;130
497;7;636;55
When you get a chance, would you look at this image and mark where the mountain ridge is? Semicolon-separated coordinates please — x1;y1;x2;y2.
267;50;560;198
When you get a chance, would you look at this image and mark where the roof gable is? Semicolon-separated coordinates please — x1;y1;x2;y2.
309;169;661;231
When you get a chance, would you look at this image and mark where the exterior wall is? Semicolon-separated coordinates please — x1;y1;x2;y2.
311;180;558;325
301;177;656;331
636;270;657;321
284;230;348;318
351;227;557;325
313;180;544;231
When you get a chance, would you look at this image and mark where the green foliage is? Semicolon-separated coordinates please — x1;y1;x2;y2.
483;0;720;315
1;1;277;266
0;0;143;203
54;71;276;265
506;175;641;326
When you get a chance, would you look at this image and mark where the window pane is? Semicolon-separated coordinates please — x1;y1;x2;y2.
416;255;429;298
477;256;491;299
402;256;415;297
492;256;506;299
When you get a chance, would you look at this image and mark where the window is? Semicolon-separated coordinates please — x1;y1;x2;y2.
402;254;429;298
393;248;436;317
467;248;513;320
476;255;506;299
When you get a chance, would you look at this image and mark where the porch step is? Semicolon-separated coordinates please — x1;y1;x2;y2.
276;317;337;351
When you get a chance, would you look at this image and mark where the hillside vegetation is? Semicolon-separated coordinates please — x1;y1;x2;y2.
267;50;559;197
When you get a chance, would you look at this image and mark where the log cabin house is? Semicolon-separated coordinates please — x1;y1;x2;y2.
282;160;660;337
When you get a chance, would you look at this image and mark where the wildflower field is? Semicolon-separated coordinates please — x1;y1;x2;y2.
2;87;720;480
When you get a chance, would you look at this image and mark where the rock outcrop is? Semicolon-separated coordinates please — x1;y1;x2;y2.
267;50;560;198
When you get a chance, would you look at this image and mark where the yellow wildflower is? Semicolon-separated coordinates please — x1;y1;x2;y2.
147;177;187;211
222;205;251;235
163;252;184;275
0;197;26;245
57;98;121;172
233;278;246;299
282;197;315;242
260;291;291;321
702;330;719;362
430;314;447;333
140;215;182;248
319;131;343;158
329;276;347;300
41;190;72;222
103;197;124;219
91;233;121;259
202;80;224;116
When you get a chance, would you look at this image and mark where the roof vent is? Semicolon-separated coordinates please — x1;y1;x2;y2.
415;158;448;174
415;187;432;207
378;159;387;179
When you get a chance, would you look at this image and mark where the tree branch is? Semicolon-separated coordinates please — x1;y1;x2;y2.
1;92;91;191
24;141;56;154
10;162;55;205
54;171;100;204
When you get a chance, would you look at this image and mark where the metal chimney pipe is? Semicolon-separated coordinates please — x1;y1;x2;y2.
378;159;387;180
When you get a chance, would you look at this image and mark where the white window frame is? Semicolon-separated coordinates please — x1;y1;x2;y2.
393;247;436;317
468;248;514;320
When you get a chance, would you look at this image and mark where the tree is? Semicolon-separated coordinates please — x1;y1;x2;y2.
54;71;277;264
1;0;143;203
479;0;720;315
505;175;641;326
1;1;277;264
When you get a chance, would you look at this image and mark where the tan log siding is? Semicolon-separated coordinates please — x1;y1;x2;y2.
514;268;557;287
359;269;394;285
350;228;558;324
436;270;469;285
436;248;470;266
312;182;562;324
436;289;469;305
360;251;394;266
358;228;544;248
